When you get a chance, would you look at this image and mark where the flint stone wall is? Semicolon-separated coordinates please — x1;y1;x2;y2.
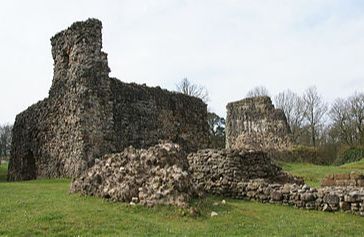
226;96;291;151
239;179;364;216
8;19;208;181
187;149;303;198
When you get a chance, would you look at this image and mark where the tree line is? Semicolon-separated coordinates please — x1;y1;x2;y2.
248;86;364;149
266;86;363;164
176;79;364;164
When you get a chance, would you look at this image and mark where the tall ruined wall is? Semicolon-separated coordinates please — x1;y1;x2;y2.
8;19;208;181
110;80;208;152
225;96;291;151
8;19;113;180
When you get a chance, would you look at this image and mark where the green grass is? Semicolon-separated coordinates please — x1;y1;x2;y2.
280;159;364;188
0;162;7;181
1;163;364;236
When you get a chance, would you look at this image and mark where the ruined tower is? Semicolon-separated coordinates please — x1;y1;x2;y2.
8;19;209;181
225;96;291;151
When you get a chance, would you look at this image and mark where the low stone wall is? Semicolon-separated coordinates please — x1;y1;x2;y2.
321;172;364;187
240;179;364;216
70;144;364;215
187;149;302;198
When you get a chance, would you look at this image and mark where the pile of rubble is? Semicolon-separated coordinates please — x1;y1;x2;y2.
70;142;201;207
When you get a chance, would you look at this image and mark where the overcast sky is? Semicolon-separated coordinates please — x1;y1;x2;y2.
1;0;364;124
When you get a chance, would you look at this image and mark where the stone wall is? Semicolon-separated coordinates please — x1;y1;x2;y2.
225;96;291;151
110;80;208;152
321;172;364;187
237;179;364;216
8;19;208;181
187;149;303;197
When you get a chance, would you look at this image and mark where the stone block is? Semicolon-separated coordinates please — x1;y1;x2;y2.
323;194;340;205
271;191;283;201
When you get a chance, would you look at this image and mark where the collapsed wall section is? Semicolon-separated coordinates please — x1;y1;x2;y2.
187;149;302;198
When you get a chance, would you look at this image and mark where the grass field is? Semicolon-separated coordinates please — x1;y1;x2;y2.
1;162;364;236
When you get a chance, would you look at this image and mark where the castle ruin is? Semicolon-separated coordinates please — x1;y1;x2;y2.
7;19;364;216
7;19;209;181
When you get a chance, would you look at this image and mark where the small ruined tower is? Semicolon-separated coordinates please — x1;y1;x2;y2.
225;96;292;151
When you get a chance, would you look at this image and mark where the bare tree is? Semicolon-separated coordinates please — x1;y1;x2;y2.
274;89;305;143
246;86;270;98
329;92;364;146
303;86;328;147
0;124;13;159
350;92;364;145
176;78;209;103
329;98;353;145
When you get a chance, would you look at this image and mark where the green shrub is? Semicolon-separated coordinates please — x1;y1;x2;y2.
335;146;364;165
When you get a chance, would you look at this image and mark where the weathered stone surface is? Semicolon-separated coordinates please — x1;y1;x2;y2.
8;19;208;181
187;148;303;198
225;96;291;151
321;172;364;187
301;193;316;202
271;191;283;201
323;194;340;205
70;142;200;207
